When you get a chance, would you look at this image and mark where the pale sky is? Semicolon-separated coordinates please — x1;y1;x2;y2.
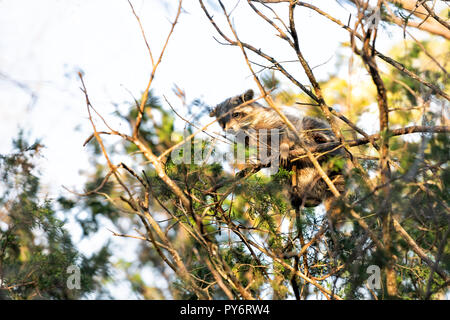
0;0;420;299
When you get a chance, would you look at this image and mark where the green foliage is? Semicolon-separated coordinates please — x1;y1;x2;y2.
71;28;449;300
0;132;111;299
75;79;449;300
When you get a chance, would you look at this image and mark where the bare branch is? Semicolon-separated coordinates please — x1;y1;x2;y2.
132;0;183;137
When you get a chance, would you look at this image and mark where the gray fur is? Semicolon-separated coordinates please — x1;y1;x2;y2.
211;89;345;208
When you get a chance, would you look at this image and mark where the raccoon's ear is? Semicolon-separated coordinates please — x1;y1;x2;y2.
242;89;254;102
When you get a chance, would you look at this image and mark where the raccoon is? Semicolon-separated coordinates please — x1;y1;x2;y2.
210;89;345;208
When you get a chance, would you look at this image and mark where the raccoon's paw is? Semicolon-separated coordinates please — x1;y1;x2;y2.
280;142;290;168
280;154;289;167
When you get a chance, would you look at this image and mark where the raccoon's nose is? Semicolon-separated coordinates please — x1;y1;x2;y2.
224;124;235;134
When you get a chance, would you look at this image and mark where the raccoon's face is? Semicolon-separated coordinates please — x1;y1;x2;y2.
221;106;257;133
210;89;256;134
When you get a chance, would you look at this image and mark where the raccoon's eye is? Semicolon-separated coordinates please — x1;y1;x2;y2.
312;133;328;144
232;112;240;118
